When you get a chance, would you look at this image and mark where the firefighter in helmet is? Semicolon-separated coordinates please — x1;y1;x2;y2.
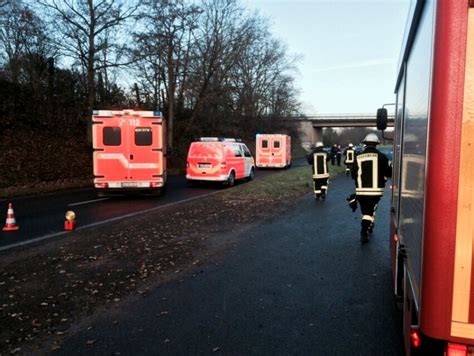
307;141;330;200
344;143;356;176
351;133;392;242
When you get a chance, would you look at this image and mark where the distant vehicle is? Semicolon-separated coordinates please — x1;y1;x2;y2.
92;110;167;196
376;1;474;354
186;137;255;187
378;147;393;163
355;145;364;154
255;134;291;168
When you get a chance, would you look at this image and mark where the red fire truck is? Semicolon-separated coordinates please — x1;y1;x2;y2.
376;1;474;354
92;110;167;196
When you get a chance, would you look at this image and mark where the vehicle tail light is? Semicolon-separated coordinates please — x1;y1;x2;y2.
220;162;226;169
394;234;398;242
410;328;421;349
447;343;467;356
150;182;159;188
95;183;108;189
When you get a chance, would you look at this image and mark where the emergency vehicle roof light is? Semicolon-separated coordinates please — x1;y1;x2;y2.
198;137;221;142
153;111;161;116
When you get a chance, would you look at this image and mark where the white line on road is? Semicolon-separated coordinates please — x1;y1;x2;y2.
0;191;223;252
68;198;110;207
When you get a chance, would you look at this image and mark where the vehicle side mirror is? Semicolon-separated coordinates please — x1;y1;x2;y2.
377;108;388;130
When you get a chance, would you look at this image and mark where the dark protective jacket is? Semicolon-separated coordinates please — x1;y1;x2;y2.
307;147;329;179
351;146;392;196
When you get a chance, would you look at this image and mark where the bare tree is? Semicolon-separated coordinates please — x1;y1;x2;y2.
36;0;140;124
133;0;201;148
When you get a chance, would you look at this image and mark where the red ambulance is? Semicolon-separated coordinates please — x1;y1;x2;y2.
92;110;167;195
255;134;291;168
186;137;255;187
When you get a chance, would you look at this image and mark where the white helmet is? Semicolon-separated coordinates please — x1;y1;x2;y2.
362;133;380;144
348;143;354;148
316;141;323;147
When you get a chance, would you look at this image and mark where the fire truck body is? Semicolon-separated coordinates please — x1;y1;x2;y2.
388;1;474;354
92;110;166;195
255;134;291;168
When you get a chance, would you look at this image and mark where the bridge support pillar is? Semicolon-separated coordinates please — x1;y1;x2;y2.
298;121;322;150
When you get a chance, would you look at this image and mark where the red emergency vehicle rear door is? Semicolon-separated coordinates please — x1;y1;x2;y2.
128;116;164;185
93;111;164;188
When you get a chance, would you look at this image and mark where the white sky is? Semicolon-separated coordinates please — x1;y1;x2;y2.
242;0;411;115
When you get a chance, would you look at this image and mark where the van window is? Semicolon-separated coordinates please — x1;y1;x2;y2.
262;140;268;148
103;127;121;146
243;145;252;158
188;142;223;158
274;140;280;149
229;144;242;157
135;127;152;146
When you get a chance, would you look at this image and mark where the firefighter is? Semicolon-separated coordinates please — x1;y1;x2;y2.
330;144;337;165
336;145;342;166
351;133;392;242
344;143;356;176
307;141;330;200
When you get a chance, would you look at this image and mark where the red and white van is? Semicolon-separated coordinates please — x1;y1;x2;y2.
186;138;255;186
255;134;291;168
92;110;167;195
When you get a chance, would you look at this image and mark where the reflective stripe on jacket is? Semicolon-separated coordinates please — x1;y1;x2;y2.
351;147;392;196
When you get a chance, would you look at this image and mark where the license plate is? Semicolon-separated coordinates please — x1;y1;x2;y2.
121;182;138;187
198;163;211;168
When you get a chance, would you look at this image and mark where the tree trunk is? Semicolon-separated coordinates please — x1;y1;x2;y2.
167;47;175;148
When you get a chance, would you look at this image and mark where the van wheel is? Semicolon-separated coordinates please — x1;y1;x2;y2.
226;171;235;187
247;168;255;181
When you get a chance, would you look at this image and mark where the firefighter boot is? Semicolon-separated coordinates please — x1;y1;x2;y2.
368;222;374;234
360;220;371;243
321;189;326;200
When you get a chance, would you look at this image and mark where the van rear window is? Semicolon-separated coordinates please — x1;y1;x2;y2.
262;140;268;148
274;141;280;148
188;143;223;158
135;127;152;146
103;127;121;146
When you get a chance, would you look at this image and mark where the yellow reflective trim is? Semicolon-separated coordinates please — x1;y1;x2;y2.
452;8;474;330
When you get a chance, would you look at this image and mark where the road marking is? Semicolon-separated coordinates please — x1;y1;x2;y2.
68;198;110;207
0;191;223;252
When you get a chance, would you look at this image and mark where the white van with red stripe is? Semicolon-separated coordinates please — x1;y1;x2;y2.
186;138;255;187
92;110;166;195
256;134;291;168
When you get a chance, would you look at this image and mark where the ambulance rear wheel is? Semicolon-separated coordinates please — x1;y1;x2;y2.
226;171;235;187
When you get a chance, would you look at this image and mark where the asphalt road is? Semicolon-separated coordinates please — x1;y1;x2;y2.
54;174;404;355
0;161;305;250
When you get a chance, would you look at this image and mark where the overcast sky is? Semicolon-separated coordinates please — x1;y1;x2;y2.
242;0;411;115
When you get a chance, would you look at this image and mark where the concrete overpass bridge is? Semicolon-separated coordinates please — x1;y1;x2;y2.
282;113;395;145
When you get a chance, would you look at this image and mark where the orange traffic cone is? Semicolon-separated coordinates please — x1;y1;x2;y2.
2;203;19;231
64;210;76;231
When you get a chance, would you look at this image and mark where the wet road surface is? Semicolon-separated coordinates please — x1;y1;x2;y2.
55;174;404;355
0;161;305;250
